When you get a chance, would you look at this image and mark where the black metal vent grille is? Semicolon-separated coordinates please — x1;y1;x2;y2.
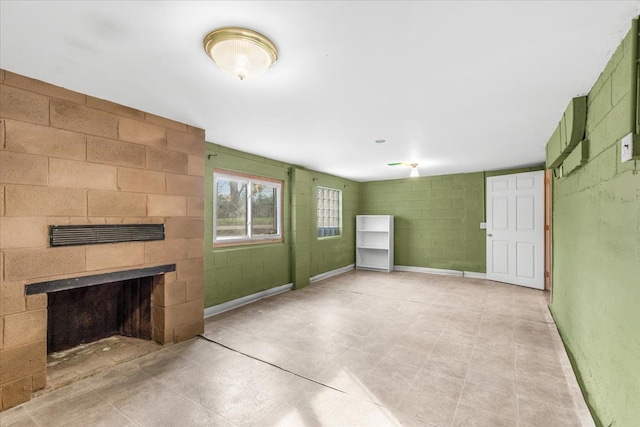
50;224;164;247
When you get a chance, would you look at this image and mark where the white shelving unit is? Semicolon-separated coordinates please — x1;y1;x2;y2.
356;215;394;272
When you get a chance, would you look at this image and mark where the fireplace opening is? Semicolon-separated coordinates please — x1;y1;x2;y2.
47;277;152;354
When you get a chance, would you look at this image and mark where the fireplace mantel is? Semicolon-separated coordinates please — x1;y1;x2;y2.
25;264;176;295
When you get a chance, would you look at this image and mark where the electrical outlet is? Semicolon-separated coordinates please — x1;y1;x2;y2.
621;133;635;162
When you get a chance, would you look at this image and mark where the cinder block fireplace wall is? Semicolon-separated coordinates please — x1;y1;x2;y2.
0;69;205;410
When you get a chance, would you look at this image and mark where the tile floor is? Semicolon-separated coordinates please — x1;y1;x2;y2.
1;270;594;426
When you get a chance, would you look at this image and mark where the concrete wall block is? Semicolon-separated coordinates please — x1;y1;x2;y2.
0;85;49;125
185;277;204;302
144;239;187;264
166;174;204;197
4;185;86;217
176;257;203;281
87;136;146;168
117;167;165;194
165;217;203;239
586;78;613;129
146;147;188;174
0;217;48;249
1;377;32;410
0;340;46;385
187;155;205;177
4;120;86;161
0;282;26;316
186;238;203;259
31;371;46;392
3;309;46;348
86;96;144;121
187;197;204;218
85;242;144;271
25;294;47;312
3;71;86;104
187;126;205;138
50;99;118;139
162;280;187;307
144;114;188;133
147;194;187;217
0;151;48;186
87;190;147;217
165;299;203;328
173;321;204;343
610;53;630;105
49;158;117;190
4;246;85;281
166;129;204;157
118;117;166;147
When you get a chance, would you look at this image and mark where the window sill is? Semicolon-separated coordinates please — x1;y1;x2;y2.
317;235;342;241
214;238;283;248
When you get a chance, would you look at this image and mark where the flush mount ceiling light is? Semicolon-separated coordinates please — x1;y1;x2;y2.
203;27;278;80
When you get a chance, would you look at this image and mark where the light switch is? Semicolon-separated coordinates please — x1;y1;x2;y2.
480;222;487;229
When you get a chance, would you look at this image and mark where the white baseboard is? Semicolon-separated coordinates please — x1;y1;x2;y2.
203;283;293;318
394;265;463;276
394;265;486;279
310;264;355;283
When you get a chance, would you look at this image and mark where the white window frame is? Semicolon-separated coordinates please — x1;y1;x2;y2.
213;169;283;246
317;186;342;238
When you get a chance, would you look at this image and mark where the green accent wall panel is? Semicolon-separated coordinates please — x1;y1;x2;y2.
549;27;640;427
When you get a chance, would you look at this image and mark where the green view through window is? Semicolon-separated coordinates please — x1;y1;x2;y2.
214;170;282;245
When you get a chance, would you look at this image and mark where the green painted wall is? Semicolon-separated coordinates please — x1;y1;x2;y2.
360;166;541;272
204;143;359;306
310;172;361;277
549;27;640;427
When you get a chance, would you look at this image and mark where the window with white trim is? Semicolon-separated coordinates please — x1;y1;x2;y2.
317;187;341;237
214;170;282;245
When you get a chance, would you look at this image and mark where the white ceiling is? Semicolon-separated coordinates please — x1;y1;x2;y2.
1;1;639;182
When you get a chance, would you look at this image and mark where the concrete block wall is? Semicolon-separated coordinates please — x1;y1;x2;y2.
361;173;486;272
360;167;542;273
549;27;640;426
290;167;312;289
204;144;292;306
0;70;205;410
204;143;360;307
309;171;360;277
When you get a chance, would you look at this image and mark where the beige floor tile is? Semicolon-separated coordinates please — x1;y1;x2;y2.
458;380;517;421
410;367;466;401
452;403;514;427
517;395;582;427
288;382;347;421
0;405;38;427
398;388;458;426
516;372;575;409
27;390;108;427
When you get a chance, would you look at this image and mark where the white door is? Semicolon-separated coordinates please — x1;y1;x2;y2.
486;171;545;289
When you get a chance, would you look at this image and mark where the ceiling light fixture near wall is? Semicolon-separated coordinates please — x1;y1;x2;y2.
203;27;278;80
388;162;420;178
